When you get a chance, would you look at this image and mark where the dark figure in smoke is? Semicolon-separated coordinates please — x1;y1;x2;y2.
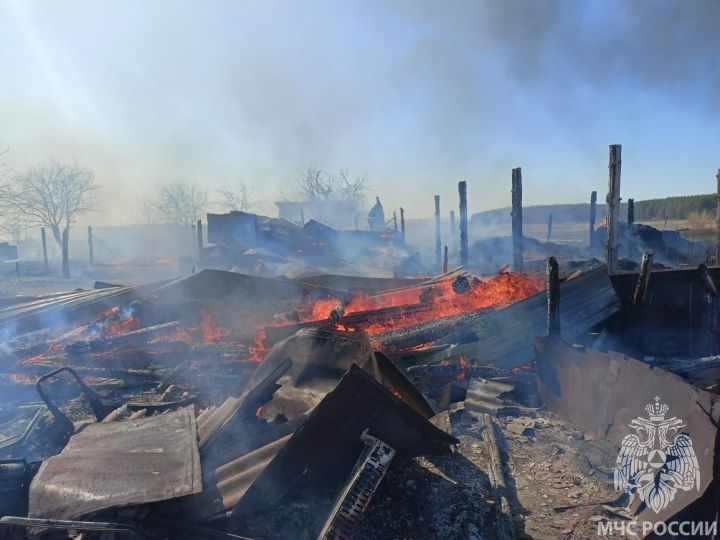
368;196;385;231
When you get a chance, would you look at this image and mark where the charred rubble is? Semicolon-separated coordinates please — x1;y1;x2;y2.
1;181;720;539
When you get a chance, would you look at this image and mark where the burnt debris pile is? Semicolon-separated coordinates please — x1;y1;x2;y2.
0;258;717;539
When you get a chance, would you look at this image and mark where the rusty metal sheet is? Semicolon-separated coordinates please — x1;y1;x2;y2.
29;406;202;521
535;336;720;533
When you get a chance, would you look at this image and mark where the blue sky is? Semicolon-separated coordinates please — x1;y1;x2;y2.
0;0;718;224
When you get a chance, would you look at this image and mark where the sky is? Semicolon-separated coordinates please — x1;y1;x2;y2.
0;0;718;225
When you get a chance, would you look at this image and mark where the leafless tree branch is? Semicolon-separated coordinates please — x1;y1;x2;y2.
218;180;254;212
144;179;208;227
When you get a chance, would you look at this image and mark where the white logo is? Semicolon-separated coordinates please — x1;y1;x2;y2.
614;396;700;513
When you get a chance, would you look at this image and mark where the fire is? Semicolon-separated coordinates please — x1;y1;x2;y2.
151;310;230;345
290;270;543;336
95;306;140;337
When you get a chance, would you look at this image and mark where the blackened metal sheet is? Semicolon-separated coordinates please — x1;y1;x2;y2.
436;267;619;369
230;366;458;537
29;406;202;521
535;336;720;534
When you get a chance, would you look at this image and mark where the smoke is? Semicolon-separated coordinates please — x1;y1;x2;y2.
0;0;717;225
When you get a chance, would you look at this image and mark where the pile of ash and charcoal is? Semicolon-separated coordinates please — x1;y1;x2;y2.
0;262;718;539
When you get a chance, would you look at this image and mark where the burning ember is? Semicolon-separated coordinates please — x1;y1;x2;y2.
302;270;542;334
95;306;140;337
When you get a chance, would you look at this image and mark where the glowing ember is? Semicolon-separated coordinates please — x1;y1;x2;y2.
151;310;230;345
291;270;543;336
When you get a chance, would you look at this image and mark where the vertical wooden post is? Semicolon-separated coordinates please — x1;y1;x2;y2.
633;251;653;306
87;226;94;266
300;207;305;226
434;195;441;269
715;170;720;265
449;210;456;253
393;211;398;232
400;208;406;246
606;144;622;274
511;168;523;270
61;227;70;278
443;245;448;273
196;219;203;258
546;256;560;336
458;181;469;268
546;213;553;241
589;190;597;253
41;227;49;274
627;198;635;228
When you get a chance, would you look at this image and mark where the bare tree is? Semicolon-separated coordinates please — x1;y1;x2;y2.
145;180;208;227
218;180;254;212
296;165;368;203
0;159;99;276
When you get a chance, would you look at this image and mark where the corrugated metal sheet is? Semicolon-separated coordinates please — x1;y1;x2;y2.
29;406;202;521
436;267;620;369
535;337;720;535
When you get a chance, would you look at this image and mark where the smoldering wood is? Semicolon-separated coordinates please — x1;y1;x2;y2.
458;181;469;268
511;168;523;271
41;227;49;275
589;190;597;252
434;195;441;269
546;257;560;337
481;413;516;540
605;144;622;274
632;251;653;307
87;226;94;266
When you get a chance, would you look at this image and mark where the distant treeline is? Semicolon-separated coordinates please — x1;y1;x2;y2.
471;194;716;225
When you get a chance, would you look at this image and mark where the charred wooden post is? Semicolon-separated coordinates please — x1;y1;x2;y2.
196;219;203;258
546;213;553;241
716;169;720;265
546;256;560;336
87;226;94;266
589;190;597;253
450;210;457;253
632;251;653;307
61;227;70;278
443;245;448;273
434;195;441;269
393;211;398;232
300;207;305;226
626;198;635;259
400;207;406;246
511;168;523;270
482;413;516;540
40;227;49;275
606;144;622;274
458;181;469;268
627;198;634;228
